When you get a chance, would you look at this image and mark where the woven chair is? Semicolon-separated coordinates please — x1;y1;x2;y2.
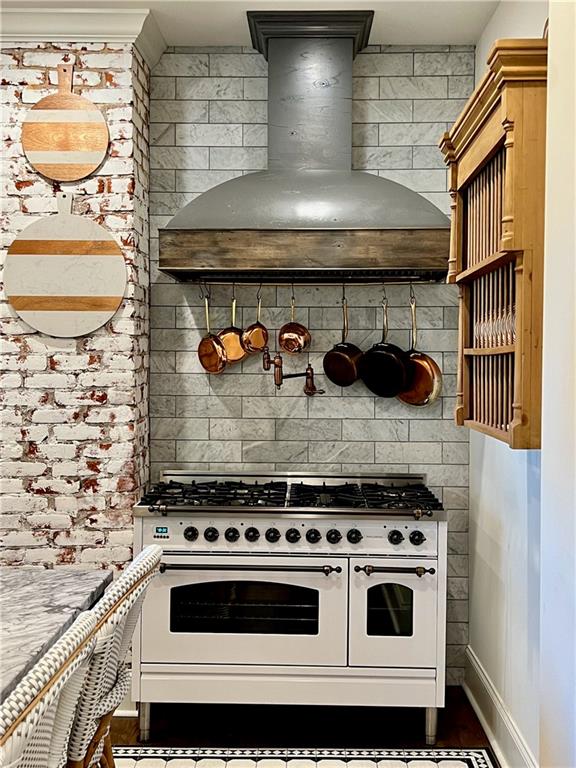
0;611;97;768
66;545;162;768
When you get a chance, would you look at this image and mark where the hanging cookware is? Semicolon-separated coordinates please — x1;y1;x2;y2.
323;294;363;387
397;290;443;406
197;289;227;374
217;289;247;365
241;286;269;354
278;288;311;354
358;294;408;397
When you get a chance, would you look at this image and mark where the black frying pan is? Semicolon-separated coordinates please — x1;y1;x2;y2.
323;298;363;387
358;297;408;397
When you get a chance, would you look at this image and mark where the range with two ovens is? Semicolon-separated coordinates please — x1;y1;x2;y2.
132;472;447;744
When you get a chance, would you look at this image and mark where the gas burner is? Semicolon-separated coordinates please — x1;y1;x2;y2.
289;482;366;509
361;482;443;511
143;479;288;508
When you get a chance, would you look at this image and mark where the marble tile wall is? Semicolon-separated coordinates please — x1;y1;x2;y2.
149;44;474;683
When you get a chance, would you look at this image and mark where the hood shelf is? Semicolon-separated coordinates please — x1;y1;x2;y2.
158;227;450;284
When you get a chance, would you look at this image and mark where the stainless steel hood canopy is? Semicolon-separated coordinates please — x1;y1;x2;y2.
159;11;450;283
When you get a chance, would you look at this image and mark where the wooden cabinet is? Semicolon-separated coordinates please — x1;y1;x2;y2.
440;39;547;449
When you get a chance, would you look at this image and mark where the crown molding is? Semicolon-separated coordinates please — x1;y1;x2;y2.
0;8;166;68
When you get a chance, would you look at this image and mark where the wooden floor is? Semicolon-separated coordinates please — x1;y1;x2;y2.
112;687;489;751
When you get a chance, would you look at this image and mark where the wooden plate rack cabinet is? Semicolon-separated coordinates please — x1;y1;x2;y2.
440;39;547;449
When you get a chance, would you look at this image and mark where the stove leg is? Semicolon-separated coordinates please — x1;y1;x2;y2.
138;702;150;743
425;707;438;745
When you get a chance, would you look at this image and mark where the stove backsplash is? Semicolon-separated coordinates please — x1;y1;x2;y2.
149;43;473;683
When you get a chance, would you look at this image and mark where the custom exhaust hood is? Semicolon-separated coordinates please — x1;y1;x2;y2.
159;11;450;283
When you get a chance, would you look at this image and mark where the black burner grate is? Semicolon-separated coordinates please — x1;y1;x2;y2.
141;480;288;508
288;482;366;509
361;482;443;511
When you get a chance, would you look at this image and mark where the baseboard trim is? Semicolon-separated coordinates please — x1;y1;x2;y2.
464;646;538;768
115;707;138;718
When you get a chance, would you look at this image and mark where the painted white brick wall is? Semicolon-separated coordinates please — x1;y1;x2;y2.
0;42;150;570
148;43;474;683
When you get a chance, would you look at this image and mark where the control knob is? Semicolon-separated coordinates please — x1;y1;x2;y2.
388;529;405;545
245;526;260;542
286;528;301;543
204;526;219;542
306;528;321;544
326;529;342;544
183;526;198;542
265;527;281;543
224;527;240;542
347;529;363;544
409;530;426;546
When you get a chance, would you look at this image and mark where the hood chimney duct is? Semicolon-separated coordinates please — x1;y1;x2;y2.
268;37;352;171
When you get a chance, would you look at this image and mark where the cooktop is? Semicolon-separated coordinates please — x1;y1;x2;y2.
136;473;444;520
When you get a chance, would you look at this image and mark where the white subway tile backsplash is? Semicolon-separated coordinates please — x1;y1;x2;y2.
210;53;267;77
149;43;474;678
414;52;475;76
379;76;448;99
150;100;208;123
353;53;413;76
210;100;267;123
353;99;413;123
153;53;209;77
176;77;243;100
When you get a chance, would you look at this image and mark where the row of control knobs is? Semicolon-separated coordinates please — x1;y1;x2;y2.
183;526;426;546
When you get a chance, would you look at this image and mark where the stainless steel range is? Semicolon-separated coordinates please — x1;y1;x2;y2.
132;472;447;744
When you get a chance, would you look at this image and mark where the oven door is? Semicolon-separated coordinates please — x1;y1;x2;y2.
141;554;348;666
349;557;438;668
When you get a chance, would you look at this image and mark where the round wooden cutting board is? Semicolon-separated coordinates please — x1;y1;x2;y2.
4;193;126;338
21;64;109;182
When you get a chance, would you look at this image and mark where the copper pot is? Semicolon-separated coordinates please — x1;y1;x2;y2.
218;294;247;365
397;293;443;406
278;292;311;354
241;292;269;354
323;298;363;387
197;294;227;374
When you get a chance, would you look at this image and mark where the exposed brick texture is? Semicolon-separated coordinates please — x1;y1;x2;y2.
0;42;150;570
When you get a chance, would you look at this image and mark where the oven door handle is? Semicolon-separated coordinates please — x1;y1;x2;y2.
159;563;343;576
354;565;436;578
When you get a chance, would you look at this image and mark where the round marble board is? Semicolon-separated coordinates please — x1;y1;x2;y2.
21;64;109;182
4;192;126;338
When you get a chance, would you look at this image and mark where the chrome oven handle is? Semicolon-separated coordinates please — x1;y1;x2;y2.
159;563;343;576
354;565;436;578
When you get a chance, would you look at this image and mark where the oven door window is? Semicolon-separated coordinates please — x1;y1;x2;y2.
170;580;320;635
366;583;413;636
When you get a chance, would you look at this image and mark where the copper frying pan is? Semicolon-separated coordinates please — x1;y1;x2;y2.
278;290;311;354
398;292;443;406
197;293;227;374
218;292;247;365
241;289;269;354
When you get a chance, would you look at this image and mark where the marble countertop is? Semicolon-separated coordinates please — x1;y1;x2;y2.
0;567;113;700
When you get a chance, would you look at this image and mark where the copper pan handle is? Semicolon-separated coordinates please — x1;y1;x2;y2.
342;298;349;344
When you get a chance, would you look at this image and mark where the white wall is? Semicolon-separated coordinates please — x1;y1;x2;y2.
475;1;548;75
539;2;576;765
466;3;549;767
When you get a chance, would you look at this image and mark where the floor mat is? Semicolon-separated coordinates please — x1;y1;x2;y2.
113;748;498;768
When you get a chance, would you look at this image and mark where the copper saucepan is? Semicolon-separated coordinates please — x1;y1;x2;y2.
397;292;442;406
218;292;247;365
241;290;269;354
278;290;311;354
323;296;363;387
358;295;408;397
197;292;227;374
